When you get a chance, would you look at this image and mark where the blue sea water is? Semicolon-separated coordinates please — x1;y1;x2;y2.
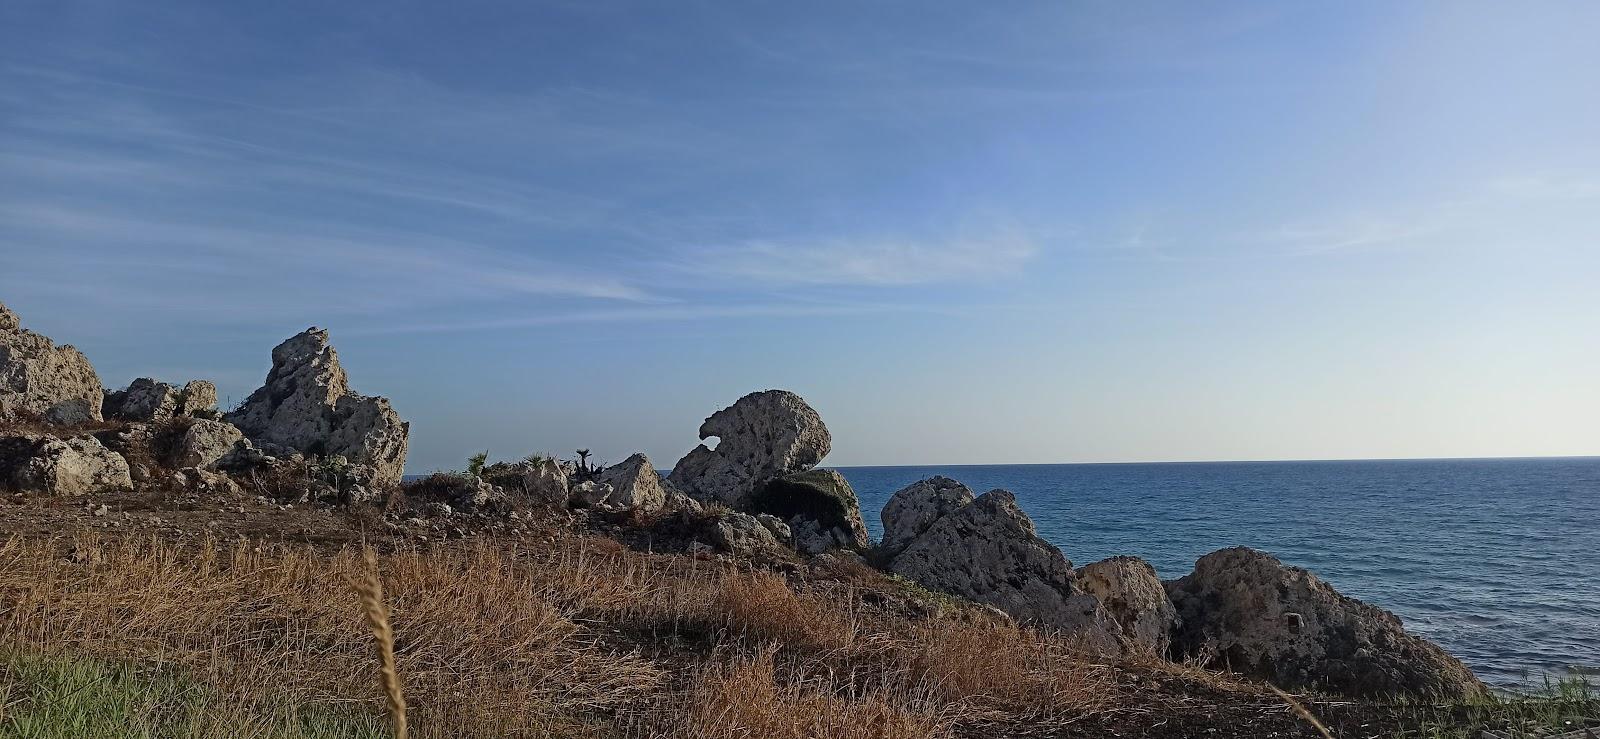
834;458;1600;689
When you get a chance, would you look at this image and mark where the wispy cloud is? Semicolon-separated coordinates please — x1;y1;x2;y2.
674;231;1038;286
343;301;937;335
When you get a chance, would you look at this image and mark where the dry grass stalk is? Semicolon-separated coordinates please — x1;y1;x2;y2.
357;548;408;739
1270;684;1336;739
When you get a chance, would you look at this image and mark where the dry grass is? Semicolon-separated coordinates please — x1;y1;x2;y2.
0;532;1126;738
355;549;407;739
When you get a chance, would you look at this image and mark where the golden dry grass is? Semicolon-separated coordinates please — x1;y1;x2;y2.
0;532;1124;738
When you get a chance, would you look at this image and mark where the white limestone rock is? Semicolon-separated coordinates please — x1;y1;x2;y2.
0;301;105;422
2;434;131;496
879;476;975;557
1076;556;1178;655
886;488;1119;650
520;457;570;509
668;390;831;507
225;328;409;486
595;453;668;512
171;419;247;469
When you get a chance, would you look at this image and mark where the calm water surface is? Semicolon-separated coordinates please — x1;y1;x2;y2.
835;458;1600;689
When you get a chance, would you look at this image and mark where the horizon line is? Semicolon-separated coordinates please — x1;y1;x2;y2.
821;453;1600;469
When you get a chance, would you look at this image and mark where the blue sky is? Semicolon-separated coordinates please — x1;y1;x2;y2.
2;1;1597;471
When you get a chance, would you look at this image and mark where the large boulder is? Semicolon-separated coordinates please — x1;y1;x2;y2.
1;434;131;495
225;328;409;486
104;378;218;422
668;390;831;507
748;469;868;554
595;453;668;512
885;488;1117;649
1166;547;1486;700
0;301;105;422
1075;556;1178;655
170;420;247;469
879;476;974;558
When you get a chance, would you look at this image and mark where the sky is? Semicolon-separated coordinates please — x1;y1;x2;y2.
1;1;1597;472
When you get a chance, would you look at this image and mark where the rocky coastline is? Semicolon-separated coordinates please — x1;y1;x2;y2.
5;297;1581;738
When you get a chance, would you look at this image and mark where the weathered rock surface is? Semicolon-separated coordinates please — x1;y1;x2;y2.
0;301;105;422
710;510;785;556
1166;547;1486;700
879;475;974;558
1;434;131;495
595;453;668;512
102;377;216;422
171;420;246;469
668;390;831;507
225;328;409;486
1076;556;1178;655
43;398;95;426
520;457;570;509
886;488;1117;649
569;480;616;508
749;469;868;554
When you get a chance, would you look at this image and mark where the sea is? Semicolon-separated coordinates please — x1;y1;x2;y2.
835;457;1600;690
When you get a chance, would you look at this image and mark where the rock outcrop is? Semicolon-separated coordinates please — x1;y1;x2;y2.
1;434;131;495
1076;556;1177;655
0;301;105;422
879;476;974;558
668;390;831;507
748;469;868;554
885;488;1117;649
1166;547;1486;700
225;328;409;486
594;453;668;512
104;378;217;422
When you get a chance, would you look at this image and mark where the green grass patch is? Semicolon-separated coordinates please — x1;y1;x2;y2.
0;653;387;739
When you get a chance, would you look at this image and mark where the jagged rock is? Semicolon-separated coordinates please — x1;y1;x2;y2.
886;489;1118;649
664;484;704;513
520;457;570;508
1;434;131;495
568;480;613;508
171;420;246;469
43;398;95;426
668;390;831;507
1166;547;1486;700
1076;556;1178;655
214;438;277;473
176;380;217;416
755;513;793;543
879;476;975;557
225;328;409;486
103;377;211;422
595;453;668;512
0;301;105;422
749;469;868;554
710;510;783;556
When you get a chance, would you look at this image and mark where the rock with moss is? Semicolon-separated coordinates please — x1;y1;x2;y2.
668;390;831;507
225;328;409;486
1;434;131;495
0;301;105;422
749;469;868;554
1166;547;1486;700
